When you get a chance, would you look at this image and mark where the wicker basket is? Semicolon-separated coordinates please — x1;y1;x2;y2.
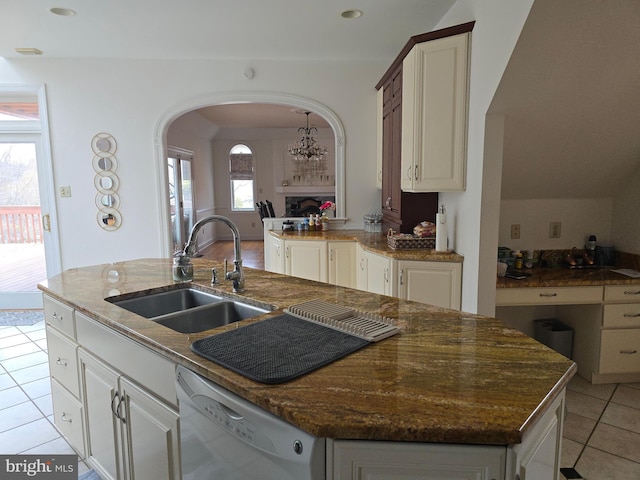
387;233;436;250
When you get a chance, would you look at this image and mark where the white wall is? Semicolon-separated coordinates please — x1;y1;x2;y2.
435;0;535;315
499;198;614;250
210;126;335;241
612;164;640;255
0;57;384;269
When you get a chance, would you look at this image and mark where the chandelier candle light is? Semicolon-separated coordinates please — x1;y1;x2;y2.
288;111;328;177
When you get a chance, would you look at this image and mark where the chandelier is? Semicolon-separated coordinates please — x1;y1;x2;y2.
288;111;328;175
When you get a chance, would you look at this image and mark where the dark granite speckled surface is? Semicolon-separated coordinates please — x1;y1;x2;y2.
39;258;574;445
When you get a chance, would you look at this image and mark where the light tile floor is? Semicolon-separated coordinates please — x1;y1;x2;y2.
0;320;94;477
2;318;640;480
562;375;640;479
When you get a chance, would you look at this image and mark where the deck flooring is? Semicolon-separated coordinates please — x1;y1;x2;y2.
0;243;47;292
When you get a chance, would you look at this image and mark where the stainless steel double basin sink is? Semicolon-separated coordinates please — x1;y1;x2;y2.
106;287;272;334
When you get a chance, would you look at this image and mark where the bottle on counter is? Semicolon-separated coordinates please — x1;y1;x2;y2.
321;213;329;231
309;215;315;231
514;250;523;270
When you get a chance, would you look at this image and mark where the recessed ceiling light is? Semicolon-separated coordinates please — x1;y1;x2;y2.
341;9;363;19
50;7;76;16
15;48;44;56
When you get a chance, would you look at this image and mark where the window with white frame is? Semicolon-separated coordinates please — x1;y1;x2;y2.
229;143;255;211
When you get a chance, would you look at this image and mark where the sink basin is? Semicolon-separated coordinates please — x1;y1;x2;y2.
108;288;224;318
153;301;270;333
106;287;272;333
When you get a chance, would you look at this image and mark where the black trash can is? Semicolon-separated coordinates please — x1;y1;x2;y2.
534;319;574;359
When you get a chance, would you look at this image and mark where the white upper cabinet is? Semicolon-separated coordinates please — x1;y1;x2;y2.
401;32;470;192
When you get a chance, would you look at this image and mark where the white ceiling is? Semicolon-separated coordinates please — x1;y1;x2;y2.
492;0;640;200
5;0;638;202
0;0;455;60
197;104;330;129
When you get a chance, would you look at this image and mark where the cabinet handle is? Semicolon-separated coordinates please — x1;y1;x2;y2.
623;313;640;318
60;412;72;423
620;349;638;355
111;392;120;418
330;249;334;262
399;269;403;286
414;165;419;181
385;196;392;208
117;393;126;424
360;258;365;271
55;357;67;367
51;312;63;322
285;246;289;259
539;293;558;297
384;268;389;284
407;166;413;180
624;290;640;295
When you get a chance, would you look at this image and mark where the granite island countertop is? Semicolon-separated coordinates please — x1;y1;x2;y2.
39;258;574;446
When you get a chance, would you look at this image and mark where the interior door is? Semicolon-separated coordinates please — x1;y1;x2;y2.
167;150;194;254
0;86;60;308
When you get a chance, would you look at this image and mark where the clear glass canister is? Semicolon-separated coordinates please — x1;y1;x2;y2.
173;256;193;282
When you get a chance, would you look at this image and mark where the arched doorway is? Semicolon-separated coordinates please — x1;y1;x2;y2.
153;92;346;256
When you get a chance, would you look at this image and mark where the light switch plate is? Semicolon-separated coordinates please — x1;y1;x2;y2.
510;224;520;239
549;222;561;238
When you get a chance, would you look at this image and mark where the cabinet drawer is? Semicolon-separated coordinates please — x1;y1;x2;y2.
604;285;640;303
76;312;177;407
43;295;76;339
46;327;79;396
495;286;602;306
603;304;640;329
600;329;640;374
51;378;85;456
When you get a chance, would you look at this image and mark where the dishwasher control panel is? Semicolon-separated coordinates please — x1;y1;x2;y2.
194;394;277;454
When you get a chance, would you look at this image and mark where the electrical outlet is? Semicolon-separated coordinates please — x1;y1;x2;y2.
549;222;562;238
510;224;521;240
59;185;71;197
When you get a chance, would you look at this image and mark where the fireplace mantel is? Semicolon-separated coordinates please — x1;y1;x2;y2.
275;186;335;194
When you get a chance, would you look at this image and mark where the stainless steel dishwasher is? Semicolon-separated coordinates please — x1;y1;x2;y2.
176;365;325;479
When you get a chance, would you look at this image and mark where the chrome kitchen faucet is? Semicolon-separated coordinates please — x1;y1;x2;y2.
180;215;245;293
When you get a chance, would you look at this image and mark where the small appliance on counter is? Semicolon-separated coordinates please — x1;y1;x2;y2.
595;244;615;267
282;220;295;232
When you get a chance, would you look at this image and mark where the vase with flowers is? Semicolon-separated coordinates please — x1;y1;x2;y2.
319;201;336;230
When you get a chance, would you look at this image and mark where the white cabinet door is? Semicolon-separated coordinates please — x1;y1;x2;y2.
284;240;327;282
79;349;122;480
268;235;285;274
331;440;505;480
121;377;181;480
79;348;181;480
398;260;461;310
366;251;393;297
328;241;356;288
401;32;469;192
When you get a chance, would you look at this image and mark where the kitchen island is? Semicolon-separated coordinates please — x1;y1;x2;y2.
40;258;575;479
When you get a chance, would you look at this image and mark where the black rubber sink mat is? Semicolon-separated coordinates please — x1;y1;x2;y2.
191;314;369;384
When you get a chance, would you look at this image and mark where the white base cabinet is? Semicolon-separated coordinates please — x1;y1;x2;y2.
79;350;180;480
357;245;394;296
44;294;180;480
329;391;566;480
398;260;462;310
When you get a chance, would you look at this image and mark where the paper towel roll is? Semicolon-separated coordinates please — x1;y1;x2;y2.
435;205;447;252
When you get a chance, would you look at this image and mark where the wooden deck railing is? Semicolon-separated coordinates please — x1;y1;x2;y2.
0;206;43;244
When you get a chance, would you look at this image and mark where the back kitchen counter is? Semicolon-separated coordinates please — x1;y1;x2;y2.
39;258;574;445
